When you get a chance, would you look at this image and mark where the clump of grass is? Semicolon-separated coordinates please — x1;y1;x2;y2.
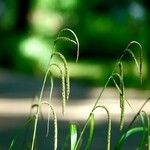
9;28;79;150
30;28;79;150
115;97;150;149
69;39;147;149
8;29;150;150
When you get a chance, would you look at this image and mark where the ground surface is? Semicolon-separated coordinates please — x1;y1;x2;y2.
0;69;149;149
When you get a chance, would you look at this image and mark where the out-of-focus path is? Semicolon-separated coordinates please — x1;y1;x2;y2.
0;70;149;149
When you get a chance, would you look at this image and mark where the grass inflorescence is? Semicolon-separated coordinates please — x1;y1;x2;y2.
8;29;150;150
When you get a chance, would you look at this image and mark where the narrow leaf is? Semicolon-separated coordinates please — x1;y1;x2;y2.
85;113;95;150
138;111;148;149
70;123;78;150
115;127;145;150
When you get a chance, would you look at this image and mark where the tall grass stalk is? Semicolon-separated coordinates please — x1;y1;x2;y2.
9;28;149;150
31;28;79;150
74;41;143;149
41;101;58;150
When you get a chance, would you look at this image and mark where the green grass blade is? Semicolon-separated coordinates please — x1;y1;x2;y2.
138;111;148;150
115;109;150;150
70;123;78;150
85;113;95;150
115;127;145;150
127;97;150;129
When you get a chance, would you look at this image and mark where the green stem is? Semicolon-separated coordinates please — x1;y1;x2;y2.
74;114;92;150
74;42;142;149
115;127;145;150
31;69;49;150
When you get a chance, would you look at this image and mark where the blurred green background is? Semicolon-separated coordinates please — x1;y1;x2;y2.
0;0;150;88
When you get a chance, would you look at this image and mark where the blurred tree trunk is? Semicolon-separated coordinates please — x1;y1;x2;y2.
143;0;150;76
15;0;30;31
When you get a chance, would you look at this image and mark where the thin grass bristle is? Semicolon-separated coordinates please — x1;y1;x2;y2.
41;101;58;150
125;41;143;84
49;63;66;114
93;105;111;150
54;37;77;45
111;73;122;94
51;52;70;102
56;28;79;62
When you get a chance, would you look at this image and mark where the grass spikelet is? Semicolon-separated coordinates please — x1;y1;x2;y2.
54;37;77;45
124;41;143;83
118;62;125;130
49;63;66;114
49;76;53;103
41;101;58;150
55;28;79;62
93;105;111;150
112;73;132;111
51;52;70;101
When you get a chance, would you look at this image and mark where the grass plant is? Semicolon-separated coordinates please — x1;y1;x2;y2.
9;29;150;150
